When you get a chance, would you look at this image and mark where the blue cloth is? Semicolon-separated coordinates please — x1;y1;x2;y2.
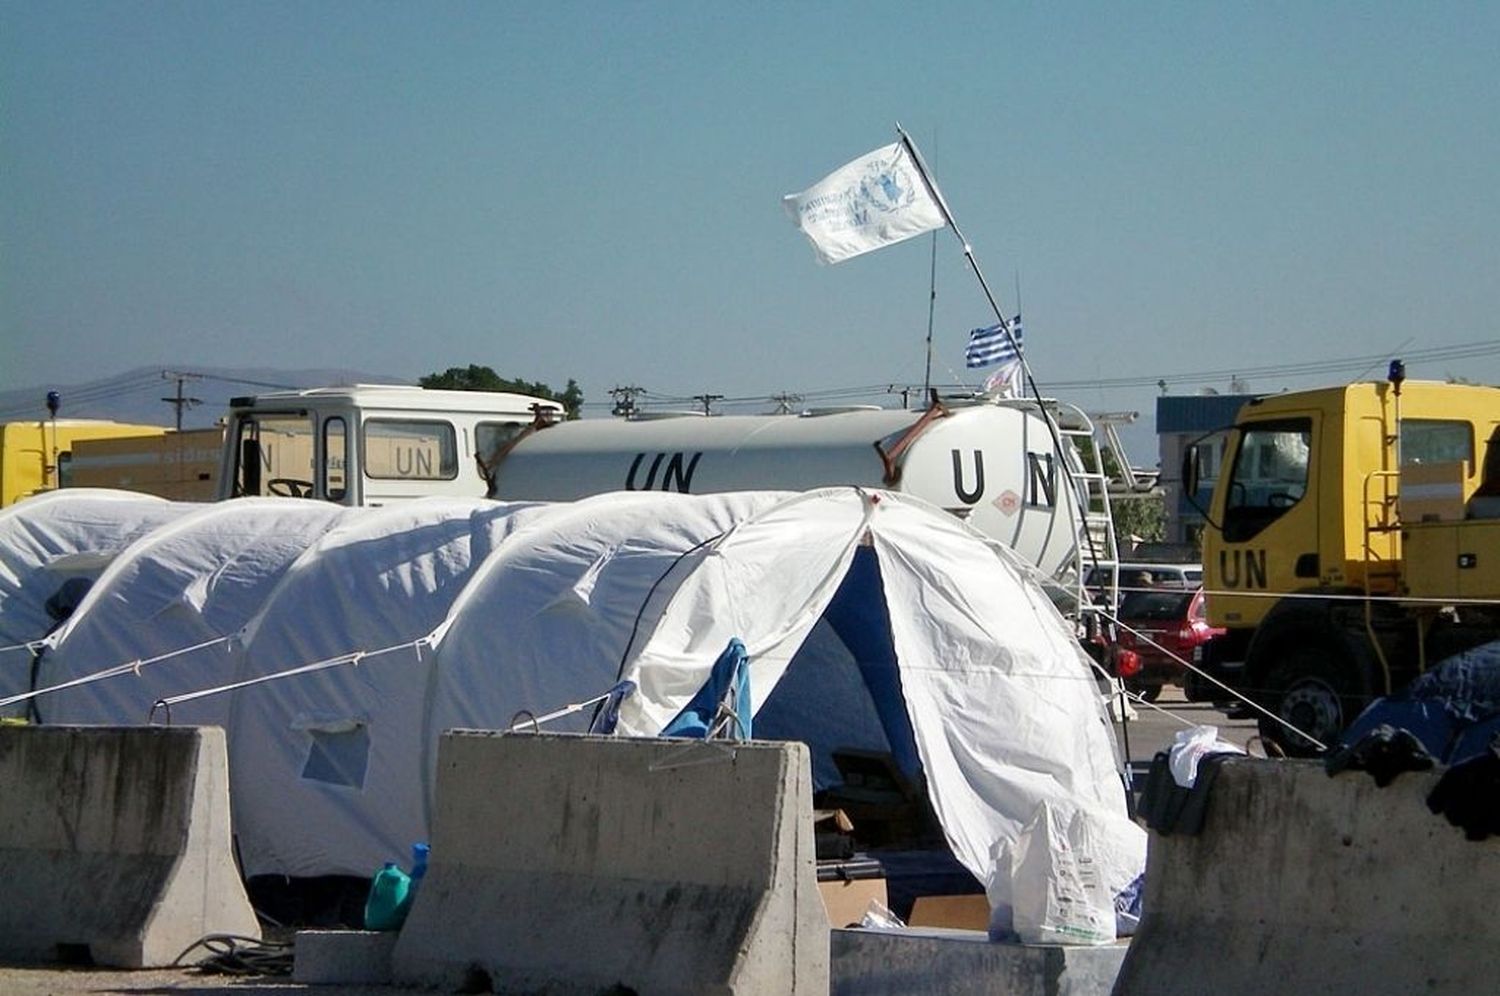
588;680;637;735
662;638;752;740
1341;700;1456;760
1449;716;1500;767
1339;639;1500;765
1407;640;1500;723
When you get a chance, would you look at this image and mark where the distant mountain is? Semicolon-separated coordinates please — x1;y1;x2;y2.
0;366;410;429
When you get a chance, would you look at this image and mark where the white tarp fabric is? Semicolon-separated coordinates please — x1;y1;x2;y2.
36;498;352;727
616;489;873;734
0;486;1143;910
226;497;556;878
619;489;1144;908
0;489;199;715
422;489;785;773
869;496;1143;911
234;491;783;878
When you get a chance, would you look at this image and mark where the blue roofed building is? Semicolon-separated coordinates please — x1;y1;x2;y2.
1156;392;1259;546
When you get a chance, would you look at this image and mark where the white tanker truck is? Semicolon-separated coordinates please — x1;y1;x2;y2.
486;397;1116;584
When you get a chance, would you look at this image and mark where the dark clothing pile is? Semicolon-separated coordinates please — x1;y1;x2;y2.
1139;750;1237;837
1328;639;1500;840
1324;724;1435;786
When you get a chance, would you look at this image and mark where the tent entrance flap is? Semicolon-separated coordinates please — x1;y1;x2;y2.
754;546;923;790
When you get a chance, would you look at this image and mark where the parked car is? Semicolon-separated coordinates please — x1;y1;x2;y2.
1084;562;1202;606
1109;586;1223;702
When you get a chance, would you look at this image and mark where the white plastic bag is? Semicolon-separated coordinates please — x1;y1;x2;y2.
1007;801;1116;946
1168;724;1245;788
858;898;906;931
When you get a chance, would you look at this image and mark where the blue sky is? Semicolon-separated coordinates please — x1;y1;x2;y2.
4;2;1497;438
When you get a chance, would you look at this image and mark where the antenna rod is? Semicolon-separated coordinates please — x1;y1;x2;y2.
897;122;1033;401
922;228;937;405
896;123;1019;359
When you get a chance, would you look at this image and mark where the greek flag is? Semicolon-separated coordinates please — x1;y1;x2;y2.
965;316;1024;369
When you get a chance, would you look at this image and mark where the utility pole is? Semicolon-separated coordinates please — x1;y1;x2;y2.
769;392;803;415
161;371;203;431
609;385;644;418
692;393;723;416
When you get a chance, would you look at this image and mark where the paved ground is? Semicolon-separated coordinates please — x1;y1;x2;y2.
1112;683;1262;769
0;966;408;995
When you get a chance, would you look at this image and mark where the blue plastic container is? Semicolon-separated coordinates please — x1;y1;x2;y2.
395;842;430;922
411;841;430;882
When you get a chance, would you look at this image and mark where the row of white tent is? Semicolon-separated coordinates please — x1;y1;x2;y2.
0;487;1145;916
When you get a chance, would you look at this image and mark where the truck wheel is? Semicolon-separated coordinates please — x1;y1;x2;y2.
1181;668;1208;702
1259;649;1362;757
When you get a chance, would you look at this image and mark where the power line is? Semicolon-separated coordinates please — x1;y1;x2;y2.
0;372;164;420
1035;339;1500;393
603;340;1500;413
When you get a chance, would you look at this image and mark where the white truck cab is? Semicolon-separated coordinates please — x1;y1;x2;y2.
220;385;562;507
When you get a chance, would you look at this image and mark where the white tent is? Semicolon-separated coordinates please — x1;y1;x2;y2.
2;487;1144;914
617;489;1143;909
36;498;353;727
225;488;1142;911
0;489;199;716
226;496;557;877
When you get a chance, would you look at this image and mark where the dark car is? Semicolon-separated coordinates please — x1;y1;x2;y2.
1110;586;1223;701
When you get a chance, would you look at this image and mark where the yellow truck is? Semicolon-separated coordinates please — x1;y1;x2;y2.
1185;367;1500;753
0;419;171;507
66;428;224;501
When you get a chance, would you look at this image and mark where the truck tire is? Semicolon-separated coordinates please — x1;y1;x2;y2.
1258;646;1365;756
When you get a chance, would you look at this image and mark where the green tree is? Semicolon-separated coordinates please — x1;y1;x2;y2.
1111;493;1166;544
420;365;584;419
1072;439;1166;544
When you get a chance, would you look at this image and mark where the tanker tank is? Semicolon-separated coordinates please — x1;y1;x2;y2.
486;399;1092;579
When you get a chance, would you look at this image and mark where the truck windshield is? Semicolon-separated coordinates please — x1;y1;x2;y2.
1222;418;1312;542
232;413;316;498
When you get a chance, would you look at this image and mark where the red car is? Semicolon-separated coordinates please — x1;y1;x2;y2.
1110;587;1224;702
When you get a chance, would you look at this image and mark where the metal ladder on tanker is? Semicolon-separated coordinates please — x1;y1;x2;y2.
1053;403;1123;632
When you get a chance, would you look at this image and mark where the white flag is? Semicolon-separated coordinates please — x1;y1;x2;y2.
783;142;947;265
983;358;1025;398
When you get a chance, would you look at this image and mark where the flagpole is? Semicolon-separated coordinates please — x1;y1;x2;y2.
895;123;1106;576
895;123;1023;362
922;229;937;404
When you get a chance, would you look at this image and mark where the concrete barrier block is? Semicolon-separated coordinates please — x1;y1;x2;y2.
0;725;260;968
1114;758;1500;996
292;930;397;984
392;732;828;996
833;927;1128;996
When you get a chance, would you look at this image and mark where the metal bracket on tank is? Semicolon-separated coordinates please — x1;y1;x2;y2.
873;398;950;486
477;404;563;493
